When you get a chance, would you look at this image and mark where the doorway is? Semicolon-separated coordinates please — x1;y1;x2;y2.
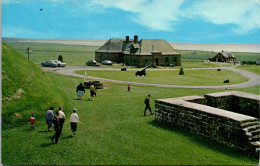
155;58;159;66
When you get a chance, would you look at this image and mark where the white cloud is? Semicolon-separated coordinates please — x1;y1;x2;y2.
90;0;260;34
91;0;184;31
188;0;260;34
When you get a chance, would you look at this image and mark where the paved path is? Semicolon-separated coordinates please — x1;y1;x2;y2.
42;66;260;89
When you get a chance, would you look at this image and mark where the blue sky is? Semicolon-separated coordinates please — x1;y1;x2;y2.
2;0;260;43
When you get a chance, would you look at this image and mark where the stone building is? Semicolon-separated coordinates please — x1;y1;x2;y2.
95;35;181;67
209;50;236;62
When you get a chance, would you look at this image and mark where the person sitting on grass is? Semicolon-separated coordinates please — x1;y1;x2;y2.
89;84;96;100
70;108;80;136
76;83;85;100
51;111;60;144
28;113;36;130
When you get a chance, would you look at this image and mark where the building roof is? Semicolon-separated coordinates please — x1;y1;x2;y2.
217;52;236;58
96;38;180;55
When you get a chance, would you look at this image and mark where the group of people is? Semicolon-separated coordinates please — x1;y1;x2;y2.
27;93;154;144
76;83;96;100
45;107;80;144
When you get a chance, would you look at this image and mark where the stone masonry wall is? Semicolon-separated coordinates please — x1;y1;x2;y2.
155;94;260;156
205;91;260;118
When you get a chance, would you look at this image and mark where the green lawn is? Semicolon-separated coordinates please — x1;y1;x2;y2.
2;72;259;165
235;65;260;75
75;69;248;86
2;42;259;165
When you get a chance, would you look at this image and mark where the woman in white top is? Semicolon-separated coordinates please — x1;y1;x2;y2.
70;108;80;136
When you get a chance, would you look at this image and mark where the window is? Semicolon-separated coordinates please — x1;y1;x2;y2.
164;57;169;62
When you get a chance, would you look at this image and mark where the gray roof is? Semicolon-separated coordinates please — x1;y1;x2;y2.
218;52;236;58
96;38;180;55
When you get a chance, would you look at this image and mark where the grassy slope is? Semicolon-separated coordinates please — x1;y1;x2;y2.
75;69;248;86
1;42;64;129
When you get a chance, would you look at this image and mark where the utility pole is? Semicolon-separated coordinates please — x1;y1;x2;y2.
27;47;30;59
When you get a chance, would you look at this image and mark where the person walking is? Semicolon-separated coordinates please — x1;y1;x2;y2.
144;94;154;116
51;111;60;144
58;107;65;134
76;83;85;100
70;108;80;136
46;107;54;131
89;84;96;100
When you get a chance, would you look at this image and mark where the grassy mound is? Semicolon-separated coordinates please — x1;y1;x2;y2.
2;43;64;129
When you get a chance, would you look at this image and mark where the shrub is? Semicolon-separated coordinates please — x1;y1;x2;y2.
58;55;63;62
179;67;184;75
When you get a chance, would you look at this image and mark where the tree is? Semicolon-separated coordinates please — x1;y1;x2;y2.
58;55;63;62
179;67;184;75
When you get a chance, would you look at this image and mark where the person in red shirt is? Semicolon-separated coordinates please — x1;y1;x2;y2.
28;113;36;130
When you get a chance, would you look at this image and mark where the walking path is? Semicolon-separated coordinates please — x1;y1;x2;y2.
42;66;260;89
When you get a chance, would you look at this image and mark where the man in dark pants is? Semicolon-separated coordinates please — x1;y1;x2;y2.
51;111;60;144
144;94;154;116
58;107;65;134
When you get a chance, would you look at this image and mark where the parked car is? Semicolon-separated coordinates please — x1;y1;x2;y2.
101;60;113;65
52;60;66;67
86;60;100;66
41;61;57;67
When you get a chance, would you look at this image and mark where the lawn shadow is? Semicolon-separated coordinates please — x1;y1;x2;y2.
38;130;51;133
61;135;73;139
40;142;54;148
147;120;257;161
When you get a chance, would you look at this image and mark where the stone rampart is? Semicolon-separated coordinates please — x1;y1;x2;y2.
205;91;260;118
155;92;260;156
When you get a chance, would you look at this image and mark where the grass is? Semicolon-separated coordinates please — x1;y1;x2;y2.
75;69;248;86
3;40;260;67
235;65;260;75
2;42;259;165
2;41;98;66
178;50;260;62
2;72;259;165
2;43;64;129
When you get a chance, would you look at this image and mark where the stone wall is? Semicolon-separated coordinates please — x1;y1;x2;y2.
155;93;260;156
95;52;124;63
205;91;260;118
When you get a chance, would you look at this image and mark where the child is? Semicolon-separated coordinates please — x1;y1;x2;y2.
28;113;36;130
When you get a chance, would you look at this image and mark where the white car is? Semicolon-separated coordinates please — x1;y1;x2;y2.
52;60;66;67
101;60;113;65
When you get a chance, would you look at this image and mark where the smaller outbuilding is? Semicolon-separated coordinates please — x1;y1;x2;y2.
209;50;236;63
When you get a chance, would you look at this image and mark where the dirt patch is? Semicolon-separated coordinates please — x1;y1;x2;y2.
3;88;25;102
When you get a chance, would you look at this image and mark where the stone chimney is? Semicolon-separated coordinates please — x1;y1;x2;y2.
134;35;138;44
126;36;129;43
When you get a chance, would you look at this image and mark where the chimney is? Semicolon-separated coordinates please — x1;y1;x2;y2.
126;36;129;43
134;35;138;44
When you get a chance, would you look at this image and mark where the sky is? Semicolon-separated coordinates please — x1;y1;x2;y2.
2;0;260;43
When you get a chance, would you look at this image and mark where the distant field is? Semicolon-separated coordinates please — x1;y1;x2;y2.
3;40;260;67
235;65;260;75
3;41;98;66
75;69;248;86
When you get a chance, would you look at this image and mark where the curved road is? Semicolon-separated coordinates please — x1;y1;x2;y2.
42;66;260;89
